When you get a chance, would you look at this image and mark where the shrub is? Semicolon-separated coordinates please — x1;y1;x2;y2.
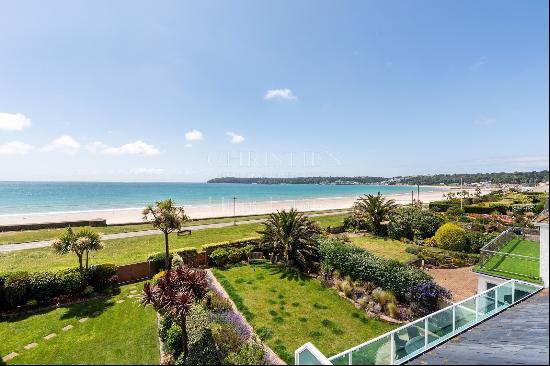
3;272;30;307
465;231;499;253
211;321;242;356
159;315;174;342
148;252;174;273
85;264;117;290
464;203;509;215
428;201;457;212
435;223;467;252
172;254;184;268
319;237;431;301
210;248;230;267
210;245;255;268
0;274;7;309
224;338;264;365
405;246;420;255
405;282;451;317
256;326;273;341
166;324;183;356
181;305;218;365
55;269;84;295
203;291;232;313
388;207;443;241
153;271;167;282
28;271;57;304
385;302;399;319
82;285;95;296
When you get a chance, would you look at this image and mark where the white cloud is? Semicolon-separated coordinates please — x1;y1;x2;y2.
102;140;160;156
0;113;32;131
43;135;80;154
264;88;297;101
185;130;203;141
85;141;108;153
130;168;165;175
227;132;245;144
184;143;193;148
0;141;34;155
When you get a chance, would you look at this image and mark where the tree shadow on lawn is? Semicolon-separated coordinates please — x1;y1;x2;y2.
263;263;310;282
2;290;120;324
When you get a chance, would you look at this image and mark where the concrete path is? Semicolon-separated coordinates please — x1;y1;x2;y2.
0;212;342;253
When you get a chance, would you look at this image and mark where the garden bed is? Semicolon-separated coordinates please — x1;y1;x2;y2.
212;262;398;364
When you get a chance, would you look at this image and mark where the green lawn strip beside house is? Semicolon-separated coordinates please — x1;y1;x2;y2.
349;236;417;263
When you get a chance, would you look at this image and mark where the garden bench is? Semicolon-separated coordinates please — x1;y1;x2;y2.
248;251;265;264
177;229;192;236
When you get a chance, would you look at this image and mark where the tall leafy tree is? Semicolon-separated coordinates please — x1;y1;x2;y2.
259;209;322;271
143;199;189;270
352;193;396;235
140;267;208;362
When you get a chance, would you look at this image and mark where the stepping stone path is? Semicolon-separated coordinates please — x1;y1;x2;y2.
62;325;73;332
24;343;38;350
78;317;88;323
44;333;57;340
92;311;101;316
2;352;18;362
116;299;125;304
130;289;137;294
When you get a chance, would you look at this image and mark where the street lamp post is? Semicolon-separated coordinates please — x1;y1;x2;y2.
233;196;237;225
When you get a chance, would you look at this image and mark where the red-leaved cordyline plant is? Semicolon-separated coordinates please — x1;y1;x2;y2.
140;266;208;361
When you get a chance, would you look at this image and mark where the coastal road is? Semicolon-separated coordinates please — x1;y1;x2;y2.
0;211;344;253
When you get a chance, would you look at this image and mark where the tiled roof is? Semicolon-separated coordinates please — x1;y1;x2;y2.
408;290;549;365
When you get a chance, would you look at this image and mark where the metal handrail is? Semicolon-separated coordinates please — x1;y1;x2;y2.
296;279;542;365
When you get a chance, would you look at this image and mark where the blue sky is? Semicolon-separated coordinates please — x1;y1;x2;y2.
0;0;548;182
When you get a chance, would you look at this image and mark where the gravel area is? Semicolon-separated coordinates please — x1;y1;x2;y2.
424;266;478;302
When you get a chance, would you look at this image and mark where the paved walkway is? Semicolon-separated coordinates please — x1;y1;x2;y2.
0;212;340;253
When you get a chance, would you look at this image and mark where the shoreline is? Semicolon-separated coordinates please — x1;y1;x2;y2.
0;187;475;226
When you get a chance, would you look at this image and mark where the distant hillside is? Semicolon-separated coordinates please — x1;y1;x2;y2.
207;170;549;185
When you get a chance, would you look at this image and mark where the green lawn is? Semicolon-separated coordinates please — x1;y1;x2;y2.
0;223;264;273
0;283;158;365
212;263;397;364
477;238;540;282
0;210;349;246
349;235;417;263
0;213;347;273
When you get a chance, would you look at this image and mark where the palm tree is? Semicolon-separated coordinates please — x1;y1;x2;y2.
75;227;103;270
143;199;189;271
52;227;86;274
352;193;396;235
259;209;322;271
140;267;208;362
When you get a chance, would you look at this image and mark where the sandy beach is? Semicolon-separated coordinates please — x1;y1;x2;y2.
0;187;480;226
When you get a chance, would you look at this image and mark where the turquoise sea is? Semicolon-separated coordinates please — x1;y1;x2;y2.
0;182;440;215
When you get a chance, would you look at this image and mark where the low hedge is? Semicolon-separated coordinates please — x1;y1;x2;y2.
319;238;431;301
0;264;117;309
463;203;509;215
428;201;457;212
209;245;255;267
147;252;174;273
202;238;259;254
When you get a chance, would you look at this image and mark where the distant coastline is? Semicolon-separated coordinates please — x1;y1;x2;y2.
207;171;549;186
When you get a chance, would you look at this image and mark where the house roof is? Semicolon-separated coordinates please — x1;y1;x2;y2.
408;290;549;365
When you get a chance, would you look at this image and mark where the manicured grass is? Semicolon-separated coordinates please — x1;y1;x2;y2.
349;235;417;263
0;223;264;273
0;283;158;365
477;238;540;282
0;210;349;246
0;213;346;273
212;263;397;364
